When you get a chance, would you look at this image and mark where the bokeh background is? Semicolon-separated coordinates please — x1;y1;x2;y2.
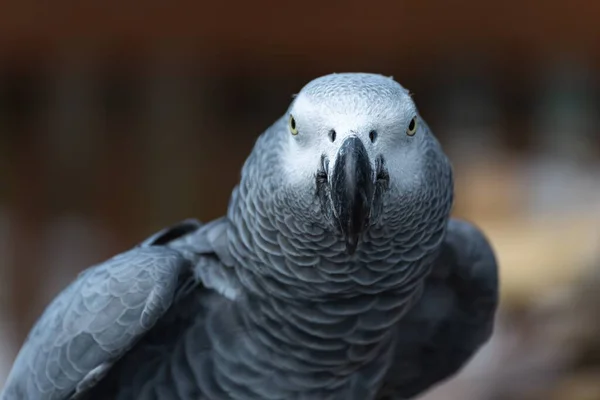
1;2;600;398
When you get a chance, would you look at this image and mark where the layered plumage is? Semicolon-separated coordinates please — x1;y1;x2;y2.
1;73;498;400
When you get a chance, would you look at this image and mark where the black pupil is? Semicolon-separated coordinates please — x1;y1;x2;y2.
291;117;296;129
408;118;415;131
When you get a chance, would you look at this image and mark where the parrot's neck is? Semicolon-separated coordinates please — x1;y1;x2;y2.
227;183;439;302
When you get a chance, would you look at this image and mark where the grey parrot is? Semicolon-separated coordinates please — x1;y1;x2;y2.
1;73;498;400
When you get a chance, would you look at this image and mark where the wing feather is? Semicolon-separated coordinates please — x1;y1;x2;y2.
0;219;223;400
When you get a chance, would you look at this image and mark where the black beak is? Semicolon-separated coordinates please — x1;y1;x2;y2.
330;136;375;254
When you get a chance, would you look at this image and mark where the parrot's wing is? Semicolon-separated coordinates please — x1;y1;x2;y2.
380;218;499;399
1;218;235;400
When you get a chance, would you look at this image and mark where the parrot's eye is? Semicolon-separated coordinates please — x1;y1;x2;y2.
406;117;418;136
289;115;299;135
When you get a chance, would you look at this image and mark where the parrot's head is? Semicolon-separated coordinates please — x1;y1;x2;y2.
249;73;452;255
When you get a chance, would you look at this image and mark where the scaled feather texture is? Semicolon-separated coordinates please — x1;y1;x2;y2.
1;73;499;400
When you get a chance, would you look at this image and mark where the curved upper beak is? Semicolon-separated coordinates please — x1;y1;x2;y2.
330;136;375;254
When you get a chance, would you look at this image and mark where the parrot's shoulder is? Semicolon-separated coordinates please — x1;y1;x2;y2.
166;217;241;300
431;218;499;289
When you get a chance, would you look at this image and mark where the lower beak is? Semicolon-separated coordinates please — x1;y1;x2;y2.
330;136;375;254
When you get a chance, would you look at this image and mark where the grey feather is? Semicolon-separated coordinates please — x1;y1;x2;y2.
0;219;236;400
378;219;499;399
1;73;498;400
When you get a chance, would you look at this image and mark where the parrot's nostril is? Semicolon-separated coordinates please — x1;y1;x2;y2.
328;129;337;143
369;130;377;143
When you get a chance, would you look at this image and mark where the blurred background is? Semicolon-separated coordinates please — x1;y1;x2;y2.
1;1;600;399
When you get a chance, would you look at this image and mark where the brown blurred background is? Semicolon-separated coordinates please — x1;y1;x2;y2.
1;2;600;399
